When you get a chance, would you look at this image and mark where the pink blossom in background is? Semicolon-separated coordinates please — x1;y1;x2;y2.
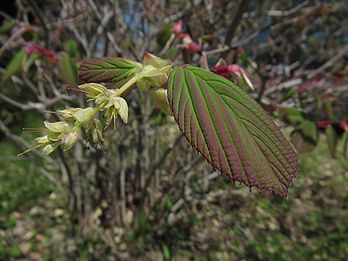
177;33;201;54
210;65;231;79
317;120;332;129
211;64;254;90
211;64;247;80
298;78;331;94
176;33;191;40
187;42;201;53
340;122;348;131
172;20;183;34
297;86;306;94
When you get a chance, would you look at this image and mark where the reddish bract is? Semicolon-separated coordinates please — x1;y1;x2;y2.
211;64;247;80
25;43;58;63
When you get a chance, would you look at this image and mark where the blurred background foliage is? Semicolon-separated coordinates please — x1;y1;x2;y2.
0;0;348;260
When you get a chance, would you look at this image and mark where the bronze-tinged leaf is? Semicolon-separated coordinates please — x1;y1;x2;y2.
167;65;298;198
78;57;141;86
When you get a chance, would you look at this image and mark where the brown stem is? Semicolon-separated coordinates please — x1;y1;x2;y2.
224;0;251;46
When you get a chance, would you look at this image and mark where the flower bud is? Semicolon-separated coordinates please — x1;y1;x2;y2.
177;34;201;54
143;52;172;68
61;127;80;151
103;96;129;128
42;142;60;155
44;121;70;133
136;53;173;91
35;135;50;144
58;107;83;120
172;20;183;34
137;65;172;91
116;97;129;124
78;83;109;99
72;107;97;125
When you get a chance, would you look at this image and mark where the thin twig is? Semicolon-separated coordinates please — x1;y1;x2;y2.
308;44;348;79
27;0;50;46
224;0;251;46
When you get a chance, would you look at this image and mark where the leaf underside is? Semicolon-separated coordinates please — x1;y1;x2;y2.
78;57;139;85
167;65;298;198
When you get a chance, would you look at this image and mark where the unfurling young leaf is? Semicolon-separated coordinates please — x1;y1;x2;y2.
136;53;172;91
78;57;141;86
167;65;298;198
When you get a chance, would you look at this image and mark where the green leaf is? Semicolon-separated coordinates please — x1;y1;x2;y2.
63;40;80;58
1;50;27;85
167;65;298;198
343;132;348;159
58;53;77;87
278;107;304;125
281;87;296;102
300;120;318;143
326;125;337;158
156;24;173;47
24;53;39;71
0;20;16;34
324;100;334;119
163;47;180;60
162;244;171;261
78;57;141;86
9;246;22;258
